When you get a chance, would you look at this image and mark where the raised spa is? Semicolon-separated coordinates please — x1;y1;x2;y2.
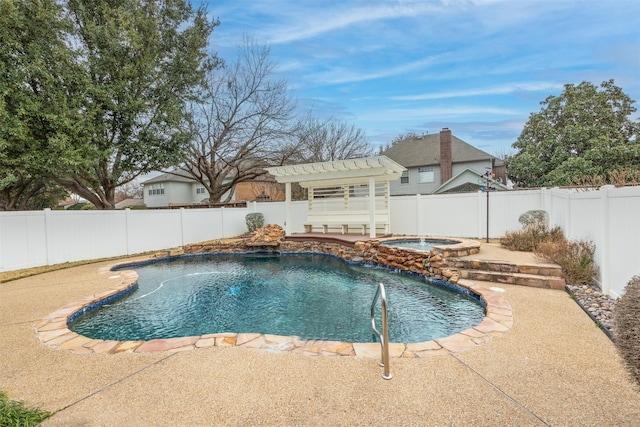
381;238;459;252
69;253;485;343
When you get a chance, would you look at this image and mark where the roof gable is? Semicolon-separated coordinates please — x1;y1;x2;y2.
382;133;496;168
142;171;197;184
433;168;508;194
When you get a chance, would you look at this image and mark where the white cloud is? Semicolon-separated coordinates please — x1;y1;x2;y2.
358;106;522;123
307;57;439;86
265;2;446;45
392;82;565;101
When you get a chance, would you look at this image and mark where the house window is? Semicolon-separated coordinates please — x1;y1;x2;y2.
400;171;409;184
196;185;206;195
418;166;435;183
148;183;164;195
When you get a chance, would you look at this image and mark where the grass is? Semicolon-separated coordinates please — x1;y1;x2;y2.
0;261;94;283
0;391;50;426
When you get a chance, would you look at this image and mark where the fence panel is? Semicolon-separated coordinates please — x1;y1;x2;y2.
47;210;128;264
252;200;306;233
486;189;543;237
0;211;48;271
606;186;640;297
389;196;418;235
545;189;570;232
181;208;224;244
419;193;481;238
565;190;603;242
126;209;183;254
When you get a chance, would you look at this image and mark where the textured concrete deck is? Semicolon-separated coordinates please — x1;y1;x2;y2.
1;244;640;426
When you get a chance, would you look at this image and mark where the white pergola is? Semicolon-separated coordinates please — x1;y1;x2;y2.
266;156;406;237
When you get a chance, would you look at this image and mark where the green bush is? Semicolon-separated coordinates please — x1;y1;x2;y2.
614;276;640;388
0;390;50;426
245;212;265;233
535;238;599;284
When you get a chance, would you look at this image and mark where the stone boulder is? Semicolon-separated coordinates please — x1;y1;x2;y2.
247;224;286;247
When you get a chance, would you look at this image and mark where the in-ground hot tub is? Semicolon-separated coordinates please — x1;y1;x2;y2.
380;238;459;252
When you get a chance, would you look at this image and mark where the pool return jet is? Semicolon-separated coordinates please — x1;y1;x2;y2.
370;283;392;380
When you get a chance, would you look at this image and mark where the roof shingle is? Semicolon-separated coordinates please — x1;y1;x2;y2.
382;132;496;168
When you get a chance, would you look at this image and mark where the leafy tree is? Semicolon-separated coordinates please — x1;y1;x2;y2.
1;0;219;210
55;0;219;209
506;80;640;187
0;0;77;210
178;38;296;204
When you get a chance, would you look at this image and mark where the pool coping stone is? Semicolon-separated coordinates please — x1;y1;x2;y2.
34;256;512;359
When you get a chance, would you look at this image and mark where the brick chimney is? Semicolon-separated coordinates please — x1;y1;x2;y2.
440;128;452;183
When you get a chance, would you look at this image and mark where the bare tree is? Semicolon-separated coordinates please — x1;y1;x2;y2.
178;38;297;203
115;181;143;203
292;116;373;163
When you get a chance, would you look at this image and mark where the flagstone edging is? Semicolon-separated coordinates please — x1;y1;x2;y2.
35;266;512;358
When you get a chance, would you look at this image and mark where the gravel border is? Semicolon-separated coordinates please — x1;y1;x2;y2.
566;284;617;340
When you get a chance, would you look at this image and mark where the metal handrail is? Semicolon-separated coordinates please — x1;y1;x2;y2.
370;283;392;380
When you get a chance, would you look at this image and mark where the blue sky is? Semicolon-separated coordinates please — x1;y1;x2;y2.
203;0;640;156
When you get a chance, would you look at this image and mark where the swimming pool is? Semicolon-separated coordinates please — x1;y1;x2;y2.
68;253;485;344
381;238;458;252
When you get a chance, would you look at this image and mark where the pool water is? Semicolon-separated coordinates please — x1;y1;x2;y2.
381;238;458;252
69;253;485;343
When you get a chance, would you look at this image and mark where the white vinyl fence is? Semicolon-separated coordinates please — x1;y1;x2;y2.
2;186;639;297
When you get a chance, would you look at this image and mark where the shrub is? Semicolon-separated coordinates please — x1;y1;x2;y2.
0;390;50;426
614;276;640;388
245;212;264;233
518;210;548;228
501;210;562;252
535;238;599;284
500;223;564;252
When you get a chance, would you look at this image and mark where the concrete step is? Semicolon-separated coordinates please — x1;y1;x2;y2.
459;269;566;290
451;258;563;278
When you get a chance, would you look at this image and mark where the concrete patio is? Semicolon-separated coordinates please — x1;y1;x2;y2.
1;244;639;426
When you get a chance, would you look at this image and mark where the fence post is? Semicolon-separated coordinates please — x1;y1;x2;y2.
125;208;132;255
415;194;421;236
599;185;613;295
44;208;53;266
180;208;186;247
477;191;484;240
221;206;225;238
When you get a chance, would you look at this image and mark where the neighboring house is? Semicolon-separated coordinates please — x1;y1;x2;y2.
235;176;285;202
142;171;281;208
382;128;507;195
142;172;225;208
115;198;145;209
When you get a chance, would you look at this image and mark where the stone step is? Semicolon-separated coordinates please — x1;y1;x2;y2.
451;258;563;278
459;269;565;290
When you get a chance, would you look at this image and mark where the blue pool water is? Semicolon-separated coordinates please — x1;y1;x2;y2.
381;238;458;252
69;253;485;343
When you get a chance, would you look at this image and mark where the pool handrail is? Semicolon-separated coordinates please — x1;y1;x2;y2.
370;283;392;380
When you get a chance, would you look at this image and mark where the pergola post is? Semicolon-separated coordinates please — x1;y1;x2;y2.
285;182;292;236
368;175;376;238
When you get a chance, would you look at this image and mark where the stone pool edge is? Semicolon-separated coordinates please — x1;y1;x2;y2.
34;263;513;359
